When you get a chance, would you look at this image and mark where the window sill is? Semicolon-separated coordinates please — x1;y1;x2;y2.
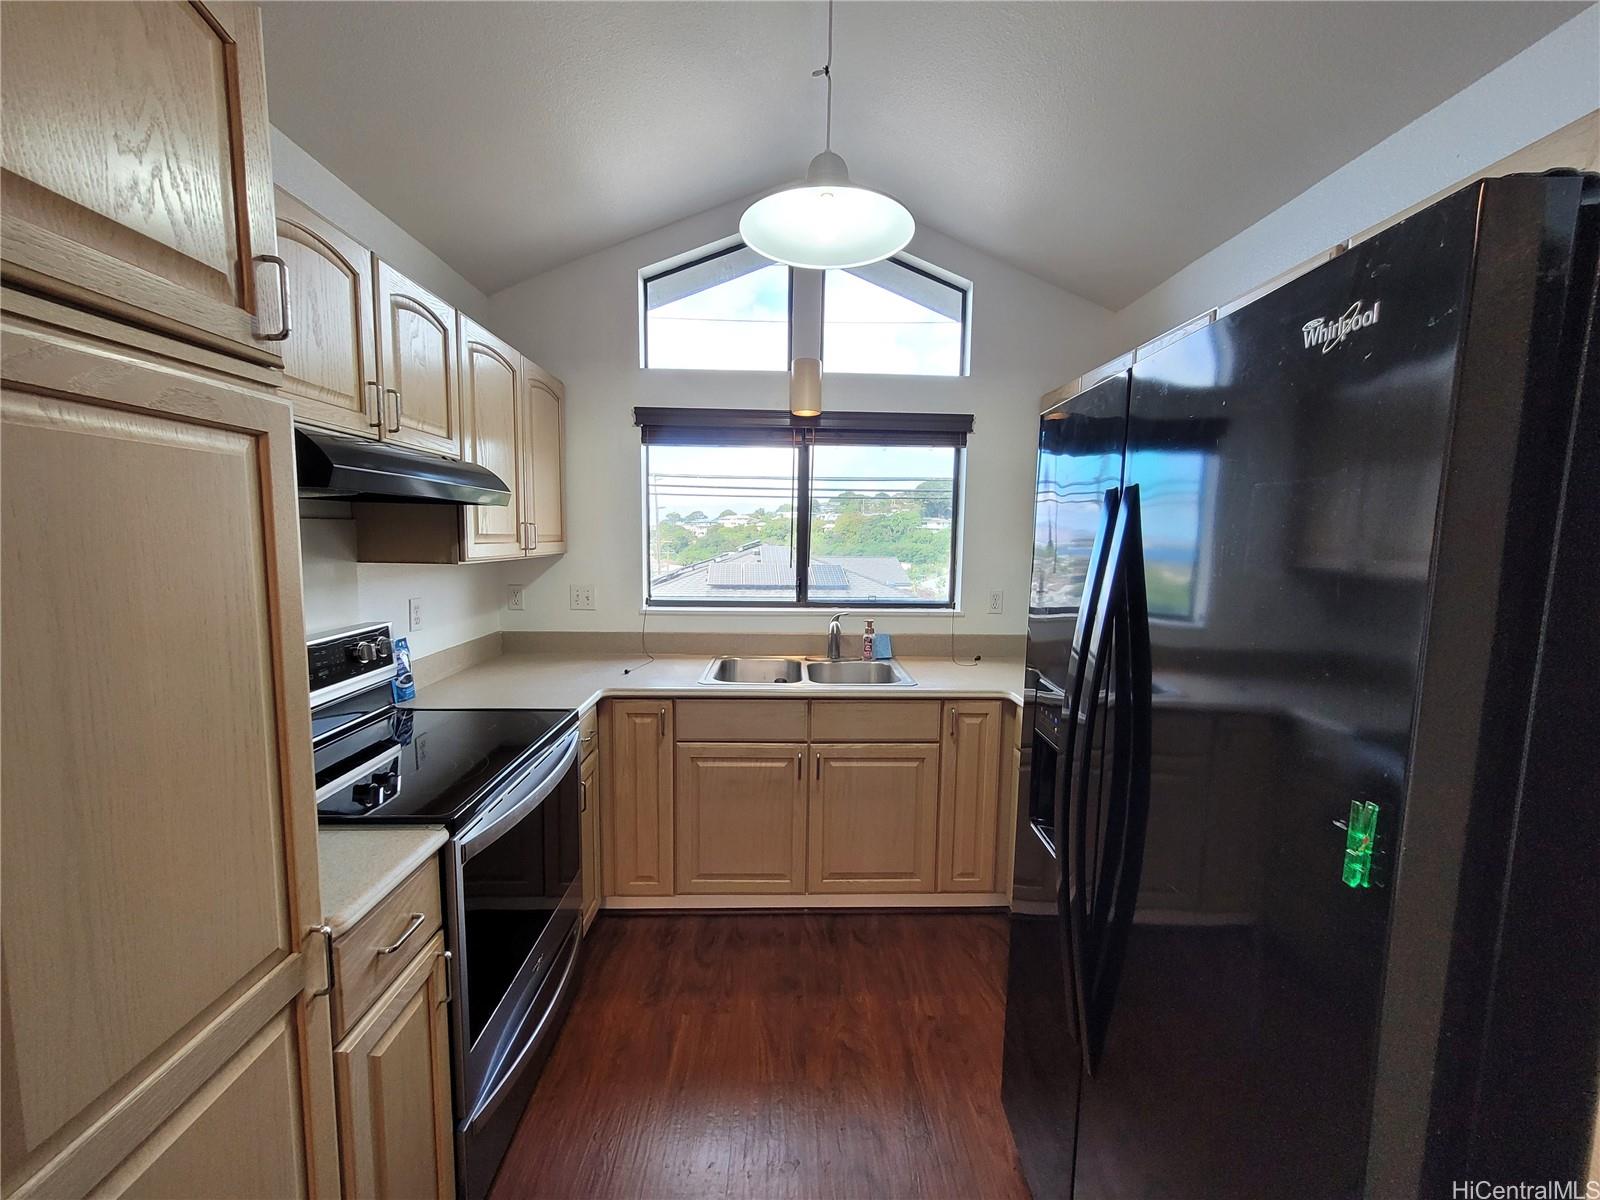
642;606;965;617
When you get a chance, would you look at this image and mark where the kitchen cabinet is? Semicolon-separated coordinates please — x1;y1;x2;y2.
580;719;601;930
521;359;567;556
602;700;675;897
0;301;338;1198
938;701;1003;892
273;187;382;436
459;317;526;561
376;260;461;458
808;744;941;894
334;932;455;1200
676;743;808;894
0;2;285;365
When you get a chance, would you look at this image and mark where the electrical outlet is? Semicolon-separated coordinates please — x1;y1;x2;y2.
988;589;1004;615
408;597;424;630
569;584;595;611
507;584;524;612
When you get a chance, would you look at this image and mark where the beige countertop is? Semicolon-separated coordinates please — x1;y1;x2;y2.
414;651;1031;711
318;826;447;936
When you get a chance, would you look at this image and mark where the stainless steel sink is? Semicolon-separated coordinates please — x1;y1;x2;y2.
699;656;805;685
804;659;916;686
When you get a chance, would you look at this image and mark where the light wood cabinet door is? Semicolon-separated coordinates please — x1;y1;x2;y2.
0;313;337;1198
273;188;381;436
376;261;460;458
0;2;284;364
602;701;674;897
938;701;1003;893
580;745;601;929
676;743;807;894
334;933;455;1200
522;358;566;556
459;317;525;560
808;744;940;894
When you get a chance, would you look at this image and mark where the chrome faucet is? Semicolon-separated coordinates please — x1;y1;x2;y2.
826;612;849;661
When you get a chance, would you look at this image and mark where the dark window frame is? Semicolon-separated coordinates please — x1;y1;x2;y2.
641;242;793;371
637;409;972;610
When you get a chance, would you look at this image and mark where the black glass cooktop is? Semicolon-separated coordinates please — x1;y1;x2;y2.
315;701;577;827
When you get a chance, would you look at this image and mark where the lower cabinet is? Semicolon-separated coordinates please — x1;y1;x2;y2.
334;932;455;1200
600;698;1012;903
602;700;675;896
808;743;941;894
675;743;808;894
580;743;601;929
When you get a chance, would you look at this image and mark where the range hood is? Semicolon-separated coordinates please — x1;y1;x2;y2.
295;428;510;506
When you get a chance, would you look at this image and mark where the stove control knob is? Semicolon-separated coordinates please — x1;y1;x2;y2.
351;640;377;664
351;781;384;810
374;636;393;659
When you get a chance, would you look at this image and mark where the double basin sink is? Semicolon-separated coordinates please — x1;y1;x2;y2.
699;656;917;687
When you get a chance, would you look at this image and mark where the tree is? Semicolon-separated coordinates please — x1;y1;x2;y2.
685;510;708;522
913;478;952;519
717;508;737;519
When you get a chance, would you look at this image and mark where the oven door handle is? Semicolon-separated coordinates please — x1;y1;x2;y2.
457;731;580;861
314;744;402;805
465;932;580;1133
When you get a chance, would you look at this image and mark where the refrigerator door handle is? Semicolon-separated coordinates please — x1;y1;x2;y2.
1061;488;1129;1076
1079;485;1154;1075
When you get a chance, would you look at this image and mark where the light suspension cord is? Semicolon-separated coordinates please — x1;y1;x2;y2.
811;0;834;150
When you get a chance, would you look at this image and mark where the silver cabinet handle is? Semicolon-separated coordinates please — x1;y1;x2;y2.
797;751;803;780
385;388;401;434
254;254;292;341
306;924;334;999
376;911;426;956
816;753;822;782
529;522;538;550
658;707;666;738
580;778;588;813
367;381;382;429
438;949;453;1006
949;706;957;738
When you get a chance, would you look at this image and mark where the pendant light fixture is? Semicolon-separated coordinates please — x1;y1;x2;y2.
741;0;914;270
790;356;823;417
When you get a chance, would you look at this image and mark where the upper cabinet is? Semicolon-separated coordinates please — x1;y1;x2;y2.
460;318;526;560
0;1;285;365
522;359;567;556
376;262;462;458
273;188;381;435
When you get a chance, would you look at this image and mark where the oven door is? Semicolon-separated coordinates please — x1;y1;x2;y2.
445;729;582;1116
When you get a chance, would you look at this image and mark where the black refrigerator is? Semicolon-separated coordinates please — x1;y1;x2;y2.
1003;171;1600;1199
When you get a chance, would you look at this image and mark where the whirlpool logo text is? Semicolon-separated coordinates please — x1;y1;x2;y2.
1302;300;1381;353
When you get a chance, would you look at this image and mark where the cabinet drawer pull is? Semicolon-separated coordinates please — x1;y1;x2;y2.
254;253;292;341
439;949;453;1006
385;388;401;434
377;911;426;956
529;522;538;550
366;381;383;429
658;707;666;738
797;751;803;779
580;778;588;813
815;754;822;782
949;706;956;738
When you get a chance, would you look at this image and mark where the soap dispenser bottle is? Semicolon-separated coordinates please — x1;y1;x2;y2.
861;619;875;661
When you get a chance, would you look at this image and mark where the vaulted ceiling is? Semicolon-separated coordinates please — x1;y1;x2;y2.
261;1;1586;308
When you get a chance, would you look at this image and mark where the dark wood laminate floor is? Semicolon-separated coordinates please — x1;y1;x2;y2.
490;913;1031;1200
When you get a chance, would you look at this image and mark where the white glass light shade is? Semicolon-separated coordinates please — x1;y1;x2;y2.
790;357;823;417
742;151;914;270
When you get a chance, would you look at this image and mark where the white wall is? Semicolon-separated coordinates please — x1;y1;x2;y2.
271;128;493;322
276;128;520;655
486;198;1117;638
1111;7;1600;350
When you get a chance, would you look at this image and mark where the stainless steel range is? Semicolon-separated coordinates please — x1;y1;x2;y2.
307;623;583;1200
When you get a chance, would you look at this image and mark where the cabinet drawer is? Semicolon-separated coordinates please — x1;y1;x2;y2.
332;858;443;1039
676;700;809;742
580;705;599;761
810;700;943;743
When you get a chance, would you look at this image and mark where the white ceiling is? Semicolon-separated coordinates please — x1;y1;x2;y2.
261;1;1586;308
